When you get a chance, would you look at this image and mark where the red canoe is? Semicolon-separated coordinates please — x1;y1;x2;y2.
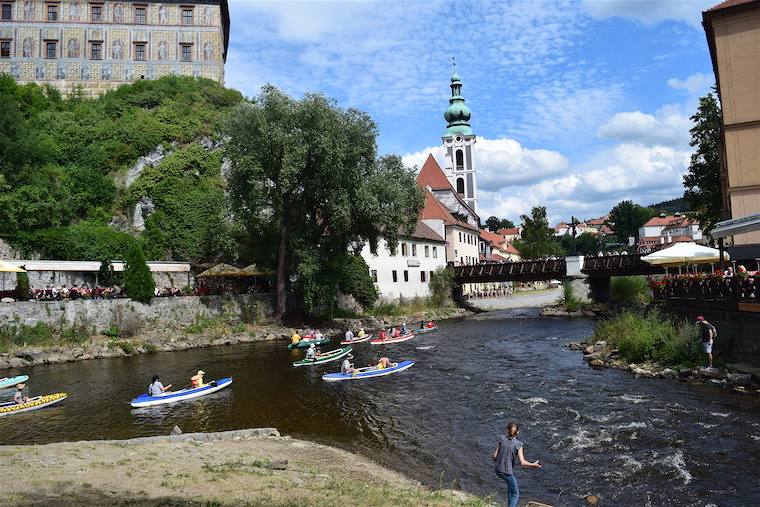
370;332;414;345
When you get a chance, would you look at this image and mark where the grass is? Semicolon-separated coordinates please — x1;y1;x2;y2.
185;315;227;334
108;340;136;355
593;309;704;367
557;281;582;312
0;321;93;352
610;276;651;304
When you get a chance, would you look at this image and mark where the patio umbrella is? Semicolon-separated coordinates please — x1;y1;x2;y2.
641;242;729;267
0;260;25;292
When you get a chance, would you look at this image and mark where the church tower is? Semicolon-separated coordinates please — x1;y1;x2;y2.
442;67;478;210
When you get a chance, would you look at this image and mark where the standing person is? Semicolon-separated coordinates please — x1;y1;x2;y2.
696;316;716;369
491;422;541;507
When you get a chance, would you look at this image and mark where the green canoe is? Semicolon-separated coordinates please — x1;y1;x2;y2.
293;346;352;367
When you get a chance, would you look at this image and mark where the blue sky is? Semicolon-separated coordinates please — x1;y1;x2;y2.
225;0;717;225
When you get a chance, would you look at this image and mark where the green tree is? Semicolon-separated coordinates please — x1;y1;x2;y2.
122;244;155;304
337;254;378;310
429;266;454;306
560;231;603;255
224;86;422;316
15;271;30;301
513;207;564;259
485;216;515;233
683;90;723;235
609;200;654;243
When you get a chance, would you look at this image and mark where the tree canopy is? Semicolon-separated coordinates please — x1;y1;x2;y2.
513;207;564;259
683;90;723;235
224;86;423;316
609;200;654;244
484;216;515;233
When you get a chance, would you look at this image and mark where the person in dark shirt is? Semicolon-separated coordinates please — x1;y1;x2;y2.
491;422;541;507
696;316;716;369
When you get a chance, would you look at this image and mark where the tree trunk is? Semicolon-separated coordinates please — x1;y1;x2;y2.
276;226;288;317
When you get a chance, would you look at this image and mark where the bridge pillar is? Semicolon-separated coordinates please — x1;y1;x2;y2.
563;255;591;303
588;277;611;303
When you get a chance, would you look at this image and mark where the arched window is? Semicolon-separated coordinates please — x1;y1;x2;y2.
455;150;464;169
456;178;465;194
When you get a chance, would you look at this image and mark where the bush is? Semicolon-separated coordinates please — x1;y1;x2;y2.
123;243;155;304
558;280;580;312
15;271;30;301
610;276;651;304
338;254;378;309
593;309;703;367
429;267;454;307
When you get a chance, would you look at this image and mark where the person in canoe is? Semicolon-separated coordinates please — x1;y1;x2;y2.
427;321;436;328
419;320;425;330
378;328;388;340
391;327;401;338
357;327;366;338
375;357;392;370
341;354;355;374
190;370;206;388
13;384;30;404
400;322;408;334
314;329;324;340
344;328;354;342
291;331;301;345
148;375;172;396
306;343;318;361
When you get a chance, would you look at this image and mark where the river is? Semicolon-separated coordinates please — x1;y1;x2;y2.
2;309;759;506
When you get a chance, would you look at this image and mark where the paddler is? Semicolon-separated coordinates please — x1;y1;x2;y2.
148;375;172;396
13;384;30;404
427;321;435;328
344;328;354;342
314;329;324;340
400;322;408;334
291;331;301;345
341;354;355;374
419;320;425;330
306;343;317;361
190;370;205;388
391;327;401;338
374;357;392;370
357;327;366;338
378;328;388;340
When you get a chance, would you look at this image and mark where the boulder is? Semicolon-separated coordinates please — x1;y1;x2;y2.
170;425;183;435
336;291;364;316
726;373;752;385
6;357;28;368
659;368;678;380
585;495;600;506
265;333;277;341
698;368;724;380
590;358;605;367
1;297;15;303
125;144;166;188
15;349;45;362
583;345;595;355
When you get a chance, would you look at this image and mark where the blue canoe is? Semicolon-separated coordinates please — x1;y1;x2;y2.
322;360;414;382
0;375;29;390
130;377;232;408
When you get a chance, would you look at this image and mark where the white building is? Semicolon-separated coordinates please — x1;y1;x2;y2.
358;221;447;301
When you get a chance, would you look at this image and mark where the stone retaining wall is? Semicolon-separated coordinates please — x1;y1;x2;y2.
0;294;275;333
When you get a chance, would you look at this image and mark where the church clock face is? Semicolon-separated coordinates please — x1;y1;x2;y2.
455;135;462;142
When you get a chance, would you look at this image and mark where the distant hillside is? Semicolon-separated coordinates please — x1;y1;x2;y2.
0;75;244;263
647;196;690;214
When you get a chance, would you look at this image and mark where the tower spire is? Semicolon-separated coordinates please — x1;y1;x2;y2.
441;65;477;210
443;63;472;137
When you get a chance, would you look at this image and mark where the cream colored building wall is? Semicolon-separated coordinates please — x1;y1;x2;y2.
445;226;479;267
711;8;760;245
0;0;225;96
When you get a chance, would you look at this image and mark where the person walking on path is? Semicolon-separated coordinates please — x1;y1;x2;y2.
491;422;541;507
696;316;717;369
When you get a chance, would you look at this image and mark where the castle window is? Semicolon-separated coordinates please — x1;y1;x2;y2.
180;43;192;62
45;41;57;58
47;3;58;21
424;245;429;257
2;3;12;20
90;41;102;59
134;42;146;61
133;5;146;23
0;40;10;58
456;178;465;194
181;6;193;25
403;270;409;282
90;4;102;22
392;270;397;283
432;246;437;258
455;149;464;169
411;244;417;257
421;271;427;283
401;243;408;256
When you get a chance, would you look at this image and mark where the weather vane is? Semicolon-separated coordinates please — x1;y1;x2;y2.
451;56;456;71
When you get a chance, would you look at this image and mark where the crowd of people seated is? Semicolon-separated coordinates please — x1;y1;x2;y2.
32;284;125;301
154;286;184;297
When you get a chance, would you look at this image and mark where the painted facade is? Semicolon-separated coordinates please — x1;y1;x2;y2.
0;0;229;95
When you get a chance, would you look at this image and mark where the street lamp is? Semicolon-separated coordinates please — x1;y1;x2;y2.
569;216;580;255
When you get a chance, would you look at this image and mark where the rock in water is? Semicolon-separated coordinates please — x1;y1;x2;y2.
585;494;600;505
170;426;183;435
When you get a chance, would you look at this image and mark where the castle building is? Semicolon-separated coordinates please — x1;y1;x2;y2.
0;0;229;95
442;69;478;211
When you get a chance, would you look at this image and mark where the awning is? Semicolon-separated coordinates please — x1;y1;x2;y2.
196;263;247;277
641;242;729;266
711;213;760;239
0;260;25;273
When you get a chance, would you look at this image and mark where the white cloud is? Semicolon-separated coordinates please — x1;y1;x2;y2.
582;0;716;27
667;72;714;94
597;105;692;148
402;137;569;190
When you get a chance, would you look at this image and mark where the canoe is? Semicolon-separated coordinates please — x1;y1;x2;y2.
415;326;438;334
340;334;372;345
130;377;232;408
293;347;352;367
288;337;330;349
0;375;29;390
370;332;414;345
0;393;67;417
322;360;415;381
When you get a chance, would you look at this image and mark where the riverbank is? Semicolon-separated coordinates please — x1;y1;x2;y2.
0;428;484;506
0;302;470;371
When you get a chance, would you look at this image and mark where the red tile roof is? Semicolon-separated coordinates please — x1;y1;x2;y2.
479;229;506;246
705;0;757;13
497;227;520;236
416;154;452;191
420;191;478;231
504;242;520;255
409;220;446;243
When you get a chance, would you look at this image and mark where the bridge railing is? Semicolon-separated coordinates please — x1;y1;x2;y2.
582;253;665;276
651;275;759;306
453;259;567;283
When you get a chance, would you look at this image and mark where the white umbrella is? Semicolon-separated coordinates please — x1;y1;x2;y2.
641;242;729;267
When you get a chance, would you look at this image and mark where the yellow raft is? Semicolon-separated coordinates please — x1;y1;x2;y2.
0;393;67;416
